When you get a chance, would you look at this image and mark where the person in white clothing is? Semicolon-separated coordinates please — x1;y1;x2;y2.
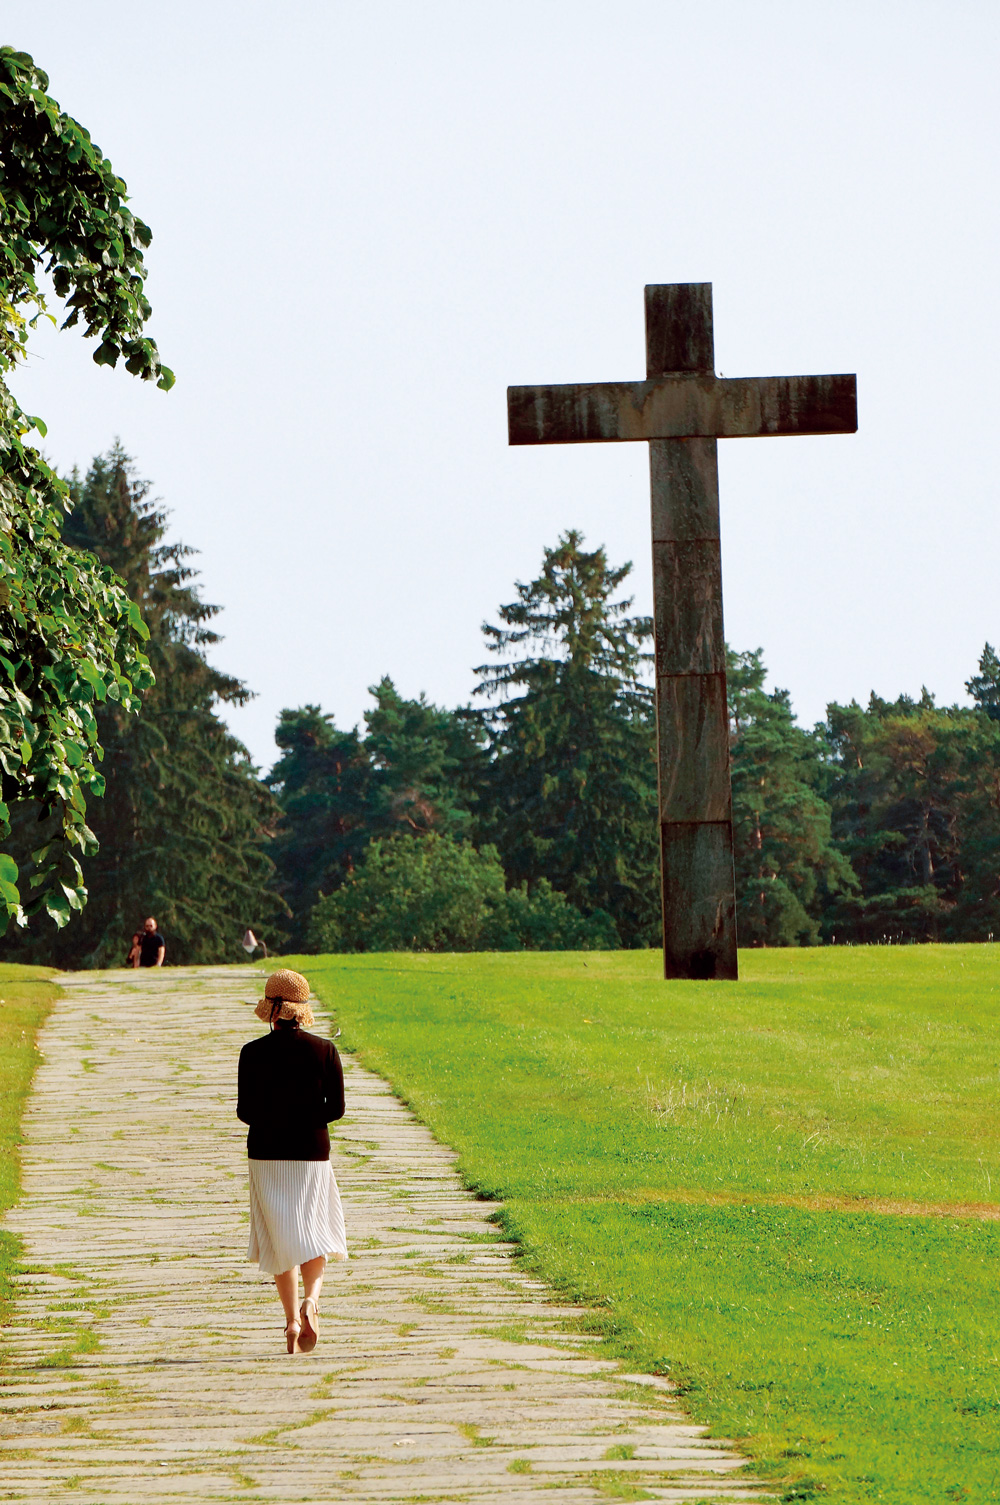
237;969;347;1353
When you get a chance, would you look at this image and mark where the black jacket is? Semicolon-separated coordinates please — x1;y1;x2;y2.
237;1023;345;1160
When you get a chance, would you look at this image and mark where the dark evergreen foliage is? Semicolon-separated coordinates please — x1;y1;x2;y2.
266;707;373;951
364;676;484;842
728;648;856;946
821;681;1000;942
966;643;1000;722
268;537;655;950
471;531;659;947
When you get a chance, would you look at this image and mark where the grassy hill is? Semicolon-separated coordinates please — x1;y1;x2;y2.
291;945;1000;1504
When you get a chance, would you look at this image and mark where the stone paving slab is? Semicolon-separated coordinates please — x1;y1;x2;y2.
0;966;769;1502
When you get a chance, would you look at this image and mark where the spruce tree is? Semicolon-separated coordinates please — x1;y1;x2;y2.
473;530;658;946
1;446;283;965
364;677;483;841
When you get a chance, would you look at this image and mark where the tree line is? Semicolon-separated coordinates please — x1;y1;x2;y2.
4;445;1000;965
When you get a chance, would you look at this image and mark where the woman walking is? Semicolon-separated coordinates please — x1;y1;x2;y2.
237;969;347;1353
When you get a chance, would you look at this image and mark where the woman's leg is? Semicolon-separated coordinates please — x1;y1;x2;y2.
274;1267;300;1325
301;1255;326;1309
297;1256;326;1351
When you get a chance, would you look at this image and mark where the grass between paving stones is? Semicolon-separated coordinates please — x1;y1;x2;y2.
0;963;59;1345
281;944;1000;1505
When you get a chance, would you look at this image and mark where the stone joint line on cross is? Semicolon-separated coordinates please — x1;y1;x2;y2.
506;283;858;982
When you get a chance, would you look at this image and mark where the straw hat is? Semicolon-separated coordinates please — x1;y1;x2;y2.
255;968;315;1027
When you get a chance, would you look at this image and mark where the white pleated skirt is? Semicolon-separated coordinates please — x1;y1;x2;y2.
247;1159;348;1275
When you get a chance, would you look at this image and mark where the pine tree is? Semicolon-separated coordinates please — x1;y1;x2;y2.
966;643;1000;721
1;446;283;965
473;530;658;946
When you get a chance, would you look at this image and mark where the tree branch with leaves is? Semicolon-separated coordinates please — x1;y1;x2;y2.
0;46;172;932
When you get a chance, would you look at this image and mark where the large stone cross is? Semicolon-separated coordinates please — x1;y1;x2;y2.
507;283;857;980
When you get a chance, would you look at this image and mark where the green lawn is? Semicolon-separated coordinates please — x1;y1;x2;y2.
0;963;59;1339
287;945;1000;1505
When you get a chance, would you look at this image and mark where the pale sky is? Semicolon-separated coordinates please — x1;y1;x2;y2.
11;1;1000;770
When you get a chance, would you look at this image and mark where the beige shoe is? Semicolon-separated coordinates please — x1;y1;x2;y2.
285;1319;301;1354
298;1298;319;1353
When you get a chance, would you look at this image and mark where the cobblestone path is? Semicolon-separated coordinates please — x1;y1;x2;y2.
0;966;766;1503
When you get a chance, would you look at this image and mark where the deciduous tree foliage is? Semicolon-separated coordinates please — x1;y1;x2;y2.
309;833;617;953
1;448;284;965
0;48;171;932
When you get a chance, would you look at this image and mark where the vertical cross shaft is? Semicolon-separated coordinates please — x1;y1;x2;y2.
507;282;856;979
646;285;738;980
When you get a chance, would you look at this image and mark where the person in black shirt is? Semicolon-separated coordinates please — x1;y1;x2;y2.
136;917;165;968
237;969;347;1354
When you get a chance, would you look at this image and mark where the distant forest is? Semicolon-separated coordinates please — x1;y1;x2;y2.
4;447;1000;965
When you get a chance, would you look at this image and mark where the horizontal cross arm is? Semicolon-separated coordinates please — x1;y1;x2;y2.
508;373;857;445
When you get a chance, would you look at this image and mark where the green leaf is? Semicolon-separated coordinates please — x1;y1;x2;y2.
0;853;18;885
77;659;107;701
93;340;120;368
44;890;72;927
126;600;150;639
